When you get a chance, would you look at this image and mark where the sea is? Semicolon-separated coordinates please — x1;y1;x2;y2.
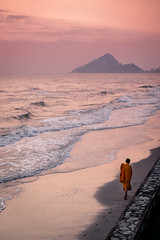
0;73;160;211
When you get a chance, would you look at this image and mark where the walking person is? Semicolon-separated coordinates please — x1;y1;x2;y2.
120;158;132;200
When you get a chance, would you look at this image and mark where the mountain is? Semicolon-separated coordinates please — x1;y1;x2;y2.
71;53;144;73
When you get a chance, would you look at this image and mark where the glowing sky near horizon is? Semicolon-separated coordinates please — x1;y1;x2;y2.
0;0;160;73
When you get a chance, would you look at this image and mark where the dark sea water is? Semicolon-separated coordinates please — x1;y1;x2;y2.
0;73;160;211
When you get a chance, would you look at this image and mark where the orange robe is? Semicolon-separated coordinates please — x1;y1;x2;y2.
120;163;125;183
120;163;132;190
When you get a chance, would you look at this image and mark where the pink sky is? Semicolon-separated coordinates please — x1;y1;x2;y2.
0;0;160;73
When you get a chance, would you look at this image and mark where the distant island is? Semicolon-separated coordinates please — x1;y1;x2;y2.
71;53;160;73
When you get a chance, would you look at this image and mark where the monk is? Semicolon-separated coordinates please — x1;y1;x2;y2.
120;158;132;200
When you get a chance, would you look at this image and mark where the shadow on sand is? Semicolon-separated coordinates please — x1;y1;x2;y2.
78;147;160;240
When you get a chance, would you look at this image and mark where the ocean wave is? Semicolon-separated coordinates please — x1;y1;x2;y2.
140;85;154;88
31;101;46;106
0;197;5;212
0;104;113;147
0;89;160;148
13;112;32;120
0;131;81;183
0;104;159;183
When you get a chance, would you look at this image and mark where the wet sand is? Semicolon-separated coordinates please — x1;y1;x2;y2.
0;112;159;240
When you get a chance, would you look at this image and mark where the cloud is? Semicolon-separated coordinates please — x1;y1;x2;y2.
7;14;30;21
0;6;160;45
0;7;130;42
0;9;8;12
0;10;130;43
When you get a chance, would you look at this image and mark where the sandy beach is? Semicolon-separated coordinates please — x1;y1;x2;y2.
0;111;160;240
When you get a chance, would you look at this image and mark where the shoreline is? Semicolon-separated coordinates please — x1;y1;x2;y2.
0;111;159;240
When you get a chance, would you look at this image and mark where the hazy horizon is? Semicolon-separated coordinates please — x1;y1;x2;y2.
0;0;160;74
